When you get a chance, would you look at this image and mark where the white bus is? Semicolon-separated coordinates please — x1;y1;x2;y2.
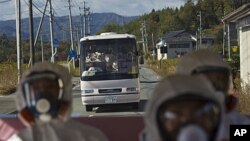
79;32;140;111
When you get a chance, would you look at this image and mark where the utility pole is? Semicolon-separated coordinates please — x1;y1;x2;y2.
222;22;225;57
140;21;148;55
49;0;56;63
29;0;35;66
15;0;22;83
34;0;48;47
196;31;198;50
68;0;74;51
76;27;81;55
41;32;44;62
80;1;90;37
79;7;84;37
140;24;145;55
68;0;75;68
87;10;91;35
144;20;148;54
197;11;202;49
152;33;155;61
227;23;231;60
222;11;225;57
83;1;86;36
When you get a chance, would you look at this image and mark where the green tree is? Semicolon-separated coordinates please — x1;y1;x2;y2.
177;0;196;30
98;23;125;34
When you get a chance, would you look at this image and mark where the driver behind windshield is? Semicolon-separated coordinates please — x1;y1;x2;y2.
141;74;225;141
8;62;108;141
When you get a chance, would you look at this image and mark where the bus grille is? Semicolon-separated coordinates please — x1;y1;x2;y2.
99;88;122;93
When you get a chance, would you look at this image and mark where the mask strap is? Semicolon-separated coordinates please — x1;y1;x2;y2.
58;78;64;99
24;83;31;107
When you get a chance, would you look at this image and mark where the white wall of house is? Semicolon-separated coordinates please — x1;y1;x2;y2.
239;26;250;84
156;48;167;60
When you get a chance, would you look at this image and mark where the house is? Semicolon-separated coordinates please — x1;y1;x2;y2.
155;30;197;60
222;4;250;85
200;35;216;48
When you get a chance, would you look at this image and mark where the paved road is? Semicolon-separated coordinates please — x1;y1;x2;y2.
0;67;160;117
0;94;16;115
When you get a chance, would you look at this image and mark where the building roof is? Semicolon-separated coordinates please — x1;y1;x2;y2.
163;30;185;39
80;32;135;41
222;4;250;23
162;30;196;43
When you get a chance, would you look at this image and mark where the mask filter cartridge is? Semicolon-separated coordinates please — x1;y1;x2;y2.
177;125;208;141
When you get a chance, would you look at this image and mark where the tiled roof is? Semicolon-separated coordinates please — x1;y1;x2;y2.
162;30;196;43
162;30;185;39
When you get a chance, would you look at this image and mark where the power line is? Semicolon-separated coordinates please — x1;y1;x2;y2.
0;1;30;19
0;0;11;3
51;6;71;33
32;1;50;17
23;0;43;17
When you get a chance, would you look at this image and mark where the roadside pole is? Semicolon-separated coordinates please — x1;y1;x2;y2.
29;0;35;66
68;0;75;68
15;0;22;83
49;0;55;63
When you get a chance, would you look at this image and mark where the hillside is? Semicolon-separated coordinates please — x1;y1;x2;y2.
0;12;138;40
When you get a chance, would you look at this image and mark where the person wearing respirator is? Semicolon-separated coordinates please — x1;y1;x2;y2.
176;49;250;140
9;62;108;141
141;74;225;141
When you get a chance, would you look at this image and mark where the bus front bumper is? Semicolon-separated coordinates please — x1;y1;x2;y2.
81;93;140;105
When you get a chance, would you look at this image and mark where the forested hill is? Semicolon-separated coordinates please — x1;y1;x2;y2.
100;0;248;49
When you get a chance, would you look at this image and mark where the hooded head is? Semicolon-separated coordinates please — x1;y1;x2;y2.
143;74;225;141
176;49;231;94
16;62;72;126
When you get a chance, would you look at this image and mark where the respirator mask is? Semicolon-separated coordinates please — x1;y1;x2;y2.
20;72;64;123
157;95;221;141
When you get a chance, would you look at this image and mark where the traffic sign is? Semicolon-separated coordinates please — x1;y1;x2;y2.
68;50;77;59
53;38;59;48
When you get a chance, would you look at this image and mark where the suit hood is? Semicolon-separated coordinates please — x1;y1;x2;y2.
176;49;230;75
143;74;225;141
16;62;72;122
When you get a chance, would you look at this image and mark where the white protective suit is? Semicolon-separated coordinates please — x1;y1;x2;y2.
9;62;108;141
141;74;225;141
176;49;250;140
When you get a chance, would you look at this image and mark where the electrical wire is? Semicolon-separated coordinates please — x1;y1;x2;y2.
0;0;11;4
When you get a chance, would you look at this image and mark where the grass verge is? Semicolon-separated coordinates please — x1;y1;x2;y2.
0;62;18;95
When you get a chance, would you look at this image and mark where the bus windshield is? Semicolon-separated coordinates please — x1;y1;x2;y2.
80;38;139;81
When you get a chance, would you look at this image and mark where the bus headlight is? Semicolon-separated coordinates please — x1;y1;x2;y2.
126;87;137;92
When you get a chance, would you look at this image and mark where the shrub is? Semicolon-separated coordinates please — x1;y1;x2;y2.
147;58;179;76
236;84;250;115
58;61;80;77
0;62;18;95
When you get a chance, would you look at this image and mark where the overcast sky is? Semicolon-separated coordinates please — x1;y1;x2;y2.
0;0;185;21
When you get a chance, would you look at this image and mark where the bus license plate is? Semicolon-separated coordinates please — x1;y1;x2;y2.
105;96;117;103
